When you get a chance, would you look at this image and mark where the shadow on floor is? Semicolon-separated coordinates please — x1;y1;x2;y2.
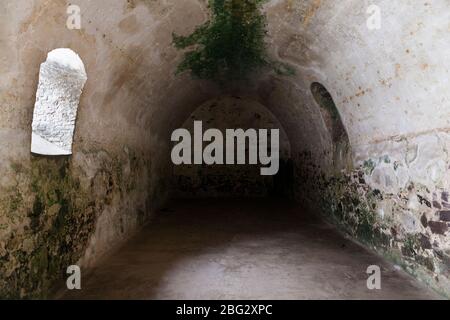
55;198;440;300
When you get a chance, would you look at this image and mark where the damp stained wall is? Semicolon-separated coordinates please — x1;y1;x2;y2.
0;0;449;297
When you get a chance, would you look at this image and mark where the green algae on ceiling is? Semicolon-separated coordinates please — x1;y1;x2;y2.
173;0;294;83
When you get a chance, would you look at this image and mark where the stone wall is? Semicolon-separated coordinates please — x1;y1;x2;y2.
0;0;204;297
294;131;450;297
0;148;151;298
260;0;450;297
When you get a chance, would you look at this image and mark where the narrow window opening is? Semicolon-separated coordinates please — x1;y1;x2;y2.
310;82;348;144
311;82;351;169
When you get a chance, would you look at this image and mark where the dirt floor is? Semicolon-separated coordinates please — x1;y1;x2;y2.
57;199;441;300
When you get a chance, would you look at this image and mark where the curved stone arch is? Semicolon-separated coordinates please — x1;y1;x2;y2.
258;78;329;151
31;48;87;156
171;95;293;198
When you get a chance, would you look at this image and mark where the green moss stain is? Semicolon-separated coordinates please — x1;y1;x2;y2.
0;148;148;298
0;157;92;298
295;151;449;297
173;0;293;83
9;190;23;212
363;159;376;175
403;233;420;257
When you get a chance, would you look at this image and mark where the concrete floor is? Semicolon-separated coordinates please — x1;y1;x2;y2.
58;199;440;300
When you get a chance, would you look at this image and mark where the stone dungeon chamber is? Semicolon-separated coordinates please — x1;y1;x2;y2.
0;0;449;299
